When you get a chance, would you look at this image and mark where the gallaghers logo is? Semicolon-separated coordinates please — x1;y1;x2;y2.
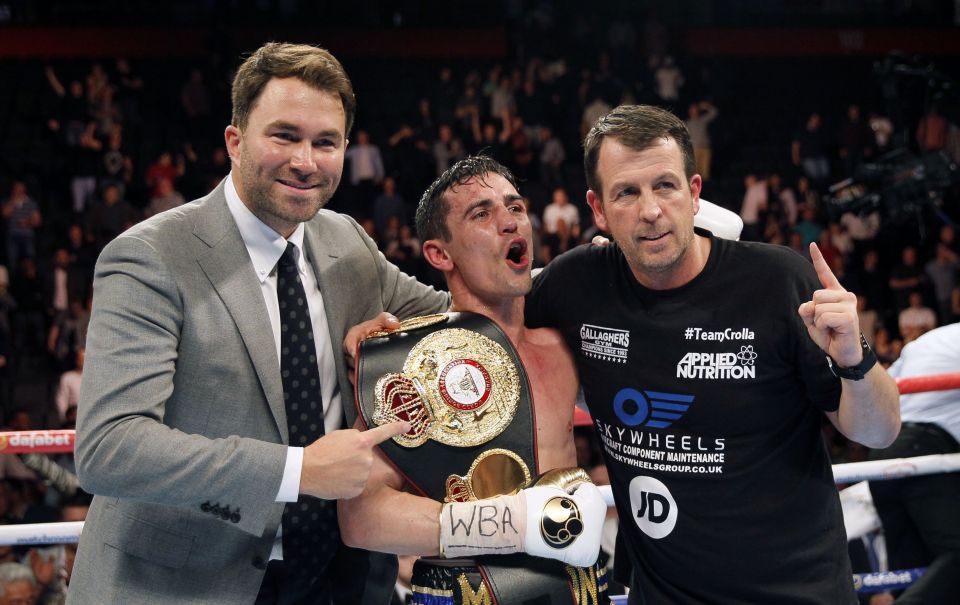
580;324;629;364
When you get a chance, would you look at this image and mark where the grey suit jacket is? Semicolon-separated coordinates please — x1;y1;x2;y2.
68;182;448;604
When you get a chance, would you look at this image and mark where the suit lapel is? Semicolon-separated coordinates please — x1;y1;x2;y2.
303;219;355;426
193;185;287;440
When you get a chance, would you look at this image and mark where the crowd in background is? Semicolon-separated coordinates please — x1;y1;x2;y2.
0;7;958;603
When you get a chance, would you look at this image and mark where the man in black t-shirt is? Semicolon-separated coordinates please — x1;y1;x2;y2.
525;105;901;604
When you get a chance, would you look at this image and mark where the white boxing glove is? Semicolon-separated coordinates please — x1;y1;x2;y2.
694;198;744;241
439;474;606;567
521;481;606;567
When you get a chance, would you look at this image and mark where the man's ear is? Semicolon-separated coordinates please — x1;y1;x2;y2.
224;125;241;164
586;190;609;232
689;174;702;215
422;239;453;272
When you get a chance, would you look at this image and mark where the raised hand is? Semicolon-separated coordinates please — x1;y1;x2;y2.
797;243;862;367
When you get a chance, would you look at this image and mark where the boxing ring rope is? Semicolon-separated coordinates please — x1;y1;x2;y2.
1;371;958;595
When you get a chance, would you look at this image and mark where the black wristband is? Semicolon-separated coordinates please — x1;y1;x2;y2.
825;333;877;381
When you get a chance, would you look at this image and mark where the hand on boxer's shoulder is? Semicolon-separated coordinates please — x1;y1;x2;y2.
343;312;400;383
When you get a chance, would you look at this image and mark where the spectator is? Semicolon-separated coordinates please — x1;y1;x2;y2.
42;248;88;324
144;151;184;199
505;116;535;179
795;176;822;217
384;224;422;280
538;125;566;189
581;92;612;140
90;83;121;137
739;174;767;242
889;245;926;313
85;183;139;250
370;176;406;240
516;77;546;128
542;186;581;240
541;187;579;262
2;181;42;272
43;66;87;147
98;125;133;197
767;173;798;230
838;104;872;174
54;349;84;425
193;146;230;196
925;242;959;323
454;83;482;140
143;177;186;218
684;100;718;181
653;55;684;105
792;112;830;184
431;124;465;177
857;294;881;346
0;562;38;605
898;291;937;343
71;122;102;215
856;249;891;320
873;327;902;367
64;225;96;284
344;129;385;188
47;300;89;374
180;68;211;131
792;206;823;248
490;74;516;123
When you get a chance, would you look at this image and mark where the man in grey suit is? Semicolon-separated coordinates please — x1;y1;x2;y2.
69;42;448;604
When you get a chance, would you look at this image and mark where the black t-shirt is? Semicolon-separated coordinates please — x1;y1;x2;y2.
526;235;855;604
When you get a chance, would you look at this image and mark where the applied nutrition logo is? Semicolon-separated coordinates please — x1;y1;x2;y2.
580;324;629;364
678;326;758;380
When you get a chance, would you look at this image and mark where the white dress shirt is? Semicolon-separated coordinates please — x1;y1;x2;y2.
225;173;344;559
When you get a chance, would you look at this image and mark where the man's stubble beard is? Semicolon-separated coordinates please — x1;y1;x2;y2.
237;152;338;229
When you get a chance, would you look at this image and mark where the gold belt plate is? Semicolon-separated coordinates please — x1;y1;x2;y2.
372;327;520;448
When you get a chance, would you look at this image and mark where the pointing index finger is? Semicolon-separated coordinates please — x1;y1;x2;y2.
808;242;842;290
364;420;411;445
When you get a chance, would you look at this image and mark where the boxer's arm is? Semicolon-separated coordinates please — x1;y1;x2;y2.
338;429;442;556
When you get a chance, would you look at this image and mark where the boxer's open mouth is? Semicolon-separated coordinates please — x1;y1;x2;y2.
506;239;528;267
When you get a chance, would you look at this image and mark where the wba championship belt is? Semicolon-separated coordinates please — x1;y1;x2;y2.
356;312;537;502
357;313;608;605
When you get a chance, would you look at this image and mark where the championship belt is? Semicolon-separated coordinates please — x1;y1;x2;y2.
357;313;608;605
356;312;537;502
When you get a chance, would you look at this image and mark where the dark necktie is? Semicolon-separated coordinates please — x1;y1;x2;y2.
277;242;338;581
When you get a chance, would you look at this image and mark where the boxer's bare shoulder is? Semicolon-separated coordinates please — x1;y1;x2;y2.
517;326;579;471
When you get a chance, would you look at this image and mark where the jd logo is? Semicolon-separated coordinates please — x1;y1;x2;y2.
628;476;677;539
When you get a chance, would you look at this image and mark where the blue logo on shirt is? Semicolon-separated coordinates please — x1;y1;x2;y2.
613;388;694;428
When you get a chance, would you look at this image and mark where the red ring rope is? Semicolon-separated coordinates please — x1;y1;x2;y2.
895;372;960;395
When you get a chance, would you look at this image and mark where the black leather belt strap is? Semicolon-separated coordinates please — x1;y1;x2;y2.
479;554;576;605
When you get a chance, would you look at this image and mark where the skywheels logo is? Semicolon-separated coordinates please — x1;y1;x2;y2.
613;388;694;428
676;346;757;380
580;324;629;364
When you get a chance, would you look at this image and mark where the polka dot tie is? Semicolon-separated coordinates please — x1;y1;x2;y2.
277;242;337;580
